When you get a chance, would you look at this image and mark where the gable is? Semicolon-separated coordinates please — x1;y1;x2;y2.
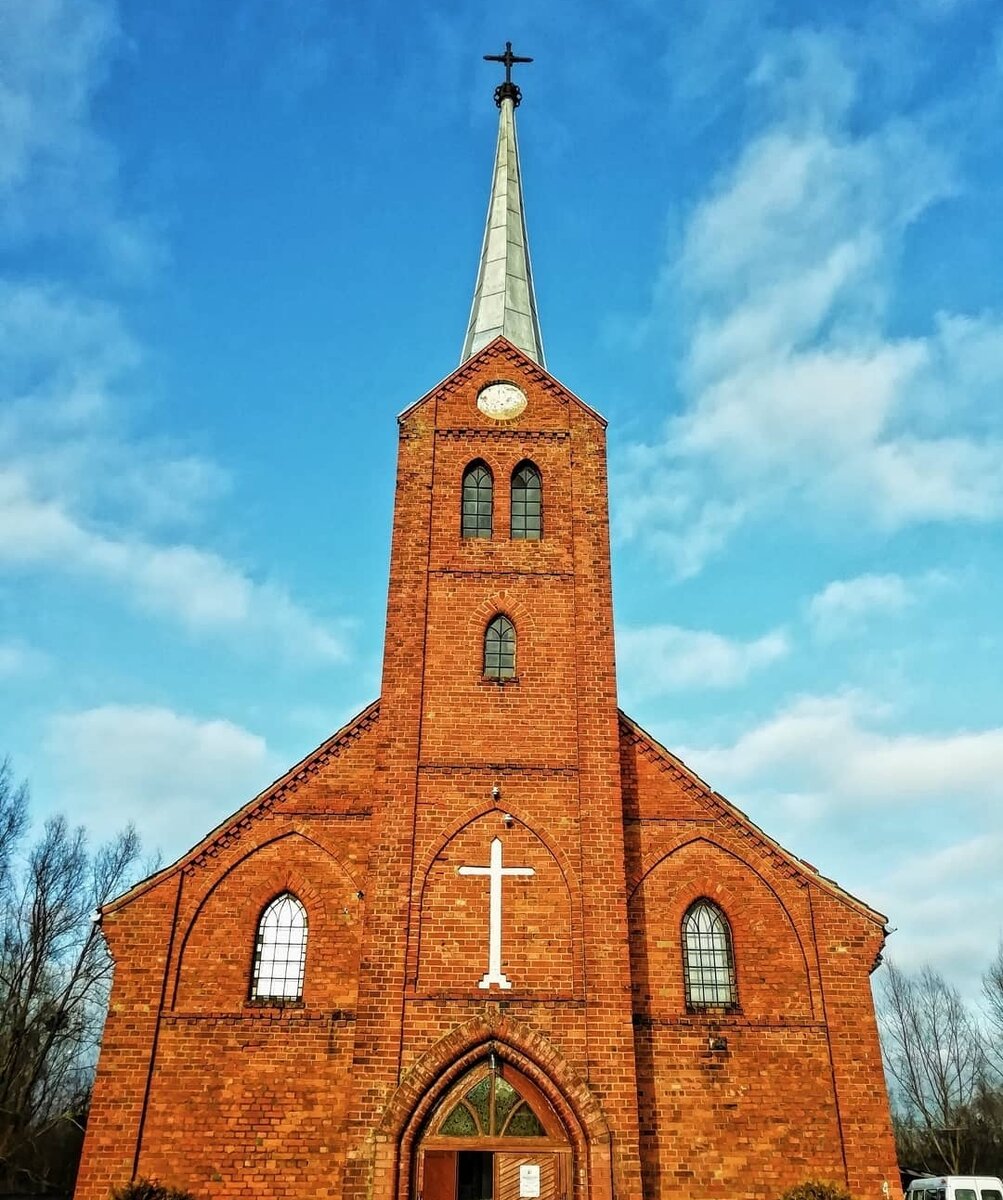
397;336;606;432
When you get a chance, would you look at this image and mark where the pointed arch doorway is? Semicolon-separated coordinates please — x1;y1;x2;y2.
416;1057;572;1200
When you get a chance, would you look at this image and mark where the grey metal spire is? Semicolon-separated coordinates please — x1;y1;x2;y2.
460;48;545;367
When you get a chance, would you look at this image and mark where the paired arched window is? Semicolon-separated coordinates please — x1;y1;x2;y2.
484;614;516;679
461;461;493;538
250;892;307;1001
511;461;542;540
682;899;737;1009
461;459;543;540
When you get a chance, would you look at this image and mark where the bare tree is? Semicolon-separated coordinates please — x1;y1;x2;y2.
878;961;987;1175
0;760;140;1191
982;941;1003;1082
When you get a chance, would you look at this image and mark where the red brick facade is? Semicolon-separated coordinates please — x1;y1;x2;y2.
74;339;900;1200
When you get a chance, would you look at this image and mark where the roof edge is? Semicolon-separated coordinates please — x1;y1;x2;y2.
618;708;890;928
397;337;606;427
101;698;381;916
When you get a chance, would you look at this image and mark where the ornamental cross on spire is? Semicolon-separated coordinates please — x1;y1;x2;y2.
483;41;533;107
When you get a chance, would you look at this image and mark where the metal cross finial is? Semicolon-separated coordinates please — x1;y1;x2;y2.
483;41;533;108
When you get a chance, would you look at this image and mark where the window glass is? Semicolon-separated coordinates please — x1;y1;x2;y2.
437;1071;548;1138
484;615;516;679
250;893;307;1001
980;1191;1002;1200
511;462;542;540
466;1077;492;1130
956;1190;977;1200
462;462;493;538
682;900;737;1008
494;1078;520;1129
503;1102;545;1137
440;1104;478;1136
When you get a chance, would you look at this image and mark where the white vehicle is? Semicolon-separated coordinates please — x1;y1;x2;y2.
907;1178;1003;1200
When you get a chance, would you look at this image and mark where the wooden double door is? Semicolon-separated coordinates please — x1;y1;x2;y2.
420;1148;570;1200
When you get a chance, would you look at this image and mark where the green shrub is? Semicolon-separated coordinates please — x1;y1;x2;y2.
110;1180;197;1200
779;1183;853;1200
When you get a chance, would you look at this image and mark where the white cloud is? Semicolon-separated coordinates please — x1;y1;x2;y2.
618;31;1003;576
45;705;277;857
807;573;915;639
0;284;347;672
617;623;789;698
674;692;1003;996
0;282;228;531
870;831;1003;993
0;639;48;678
0;0;158;274
0;468;347;662
679;692;1003;808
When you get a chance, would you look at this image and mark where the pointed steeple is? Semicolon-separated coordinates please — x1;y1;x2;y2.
460;47;545;367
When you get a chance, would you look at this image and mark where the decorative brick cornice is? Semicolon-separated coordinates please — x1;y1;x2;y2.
435;429;570;442
417;763;578;777
441;341;565;399
397;337;606;429
161;1009;353;1026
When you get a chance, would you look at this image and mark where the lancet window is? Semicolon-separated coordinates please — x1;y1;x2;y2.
681;899;737;1009
484;615;516;679
250;892;308;1001
510;461;542;539
462;461;494;538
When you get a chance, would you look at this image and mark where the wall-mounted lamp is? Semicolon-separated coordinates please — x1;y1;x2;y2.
491;784;501;800
502;813;514;829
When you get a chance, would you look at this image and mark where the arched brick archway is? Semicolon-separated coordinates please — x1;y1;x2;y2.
371;1013;613;1200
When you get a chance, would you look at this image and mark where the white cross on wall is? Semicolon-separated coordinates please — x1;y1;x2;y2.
458;836;534;989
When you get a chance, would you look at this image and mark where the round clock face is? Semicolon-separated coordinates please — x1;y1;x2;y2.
476;381;528;421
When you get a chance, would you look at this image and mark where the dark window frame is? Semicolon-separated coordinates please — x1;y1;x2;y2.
510;460;542;540
483;613;516;679
681;898;738;1011
461;460;494;539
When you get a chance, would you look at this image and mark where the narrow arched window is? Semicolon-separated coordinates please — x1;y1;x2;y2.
462;461;493;538
484;614;516;679
511;461;542;540
250;893;307;1001
682;900;737;1008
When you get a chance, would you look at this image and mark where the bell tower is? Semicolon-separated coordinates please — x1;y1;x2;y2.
347;47;643;1200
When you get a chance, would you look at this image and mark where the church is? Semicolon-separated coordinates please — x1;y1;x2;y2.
74;47;901;1200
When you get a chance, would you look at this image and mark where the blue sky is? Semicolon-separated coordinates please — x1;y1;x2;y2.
1;0;1002;996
